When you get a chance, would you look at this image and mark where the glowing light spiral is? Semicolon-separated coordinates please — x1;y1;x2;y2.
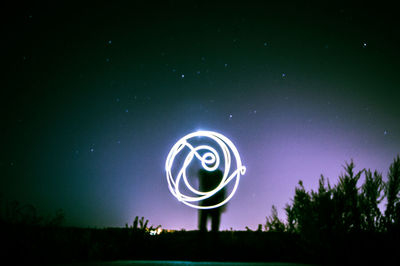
165;131;246;209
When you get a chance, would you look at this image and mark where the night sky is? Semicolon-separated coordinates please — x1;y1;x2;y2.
2;1;400;230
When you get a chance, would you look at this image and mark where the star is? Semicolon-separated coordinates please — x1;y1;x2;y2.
90;148;94;152
181;74;185;78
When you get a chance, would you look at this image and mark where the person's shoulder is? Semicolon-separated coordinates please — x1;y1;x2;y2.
198;169;207;175
215;169;223;176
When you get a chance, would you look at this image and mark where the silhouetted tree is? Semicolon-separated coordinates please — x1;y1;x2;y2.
284;176;334;240
310;175;334;236
284;203;296;233
0;197;66;227
47;209;65;227
332;161;363;233
257;224;263;232
265;205;285;232
360;169;383;231
2;200;43;226
281;160;390;236
132;216;149;231
289;180;313;235
384;155;400;230
139;216;149;230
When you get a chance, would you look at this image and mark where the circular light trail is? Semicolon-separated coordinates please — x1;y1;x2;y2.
165;131;246;209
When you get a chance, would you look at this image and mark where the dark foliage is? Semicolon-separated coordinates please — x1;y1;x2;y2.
264;156;400;263
264;205;285;233
385;155;400;230
2;156;400;264
266;159;398;235
0;197;65;227
360;169;384;231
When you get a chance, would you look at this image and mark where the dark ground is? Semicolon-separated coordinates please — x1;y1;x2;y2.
2;225;398;265
50;261;309;266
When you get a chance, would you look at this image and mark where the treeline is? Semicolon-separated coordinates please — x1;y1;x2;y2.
265;155;400;235
0;197;65;227
262;156;400;263
2;156;400;264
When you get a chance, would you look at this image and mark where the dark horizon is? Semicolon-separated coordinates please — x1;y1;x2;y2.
2;1;400;230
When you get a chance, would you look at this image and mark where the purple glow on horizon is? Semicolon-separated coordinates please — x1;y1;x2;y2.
2;2;399;231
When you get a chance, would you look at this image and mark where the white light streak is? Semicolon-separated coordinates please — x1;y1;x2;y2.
165;131;246;209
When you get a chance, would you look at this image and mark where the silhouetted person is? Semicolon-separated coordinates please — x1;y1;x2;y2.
198;169;226;232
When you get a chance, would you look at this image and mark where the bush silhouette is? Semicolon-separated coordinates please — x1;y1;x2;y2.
265;205;285;232
267;156;400;236
384;155;400;231
3;157;400;264
360;169;384;231
0;197;64;227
